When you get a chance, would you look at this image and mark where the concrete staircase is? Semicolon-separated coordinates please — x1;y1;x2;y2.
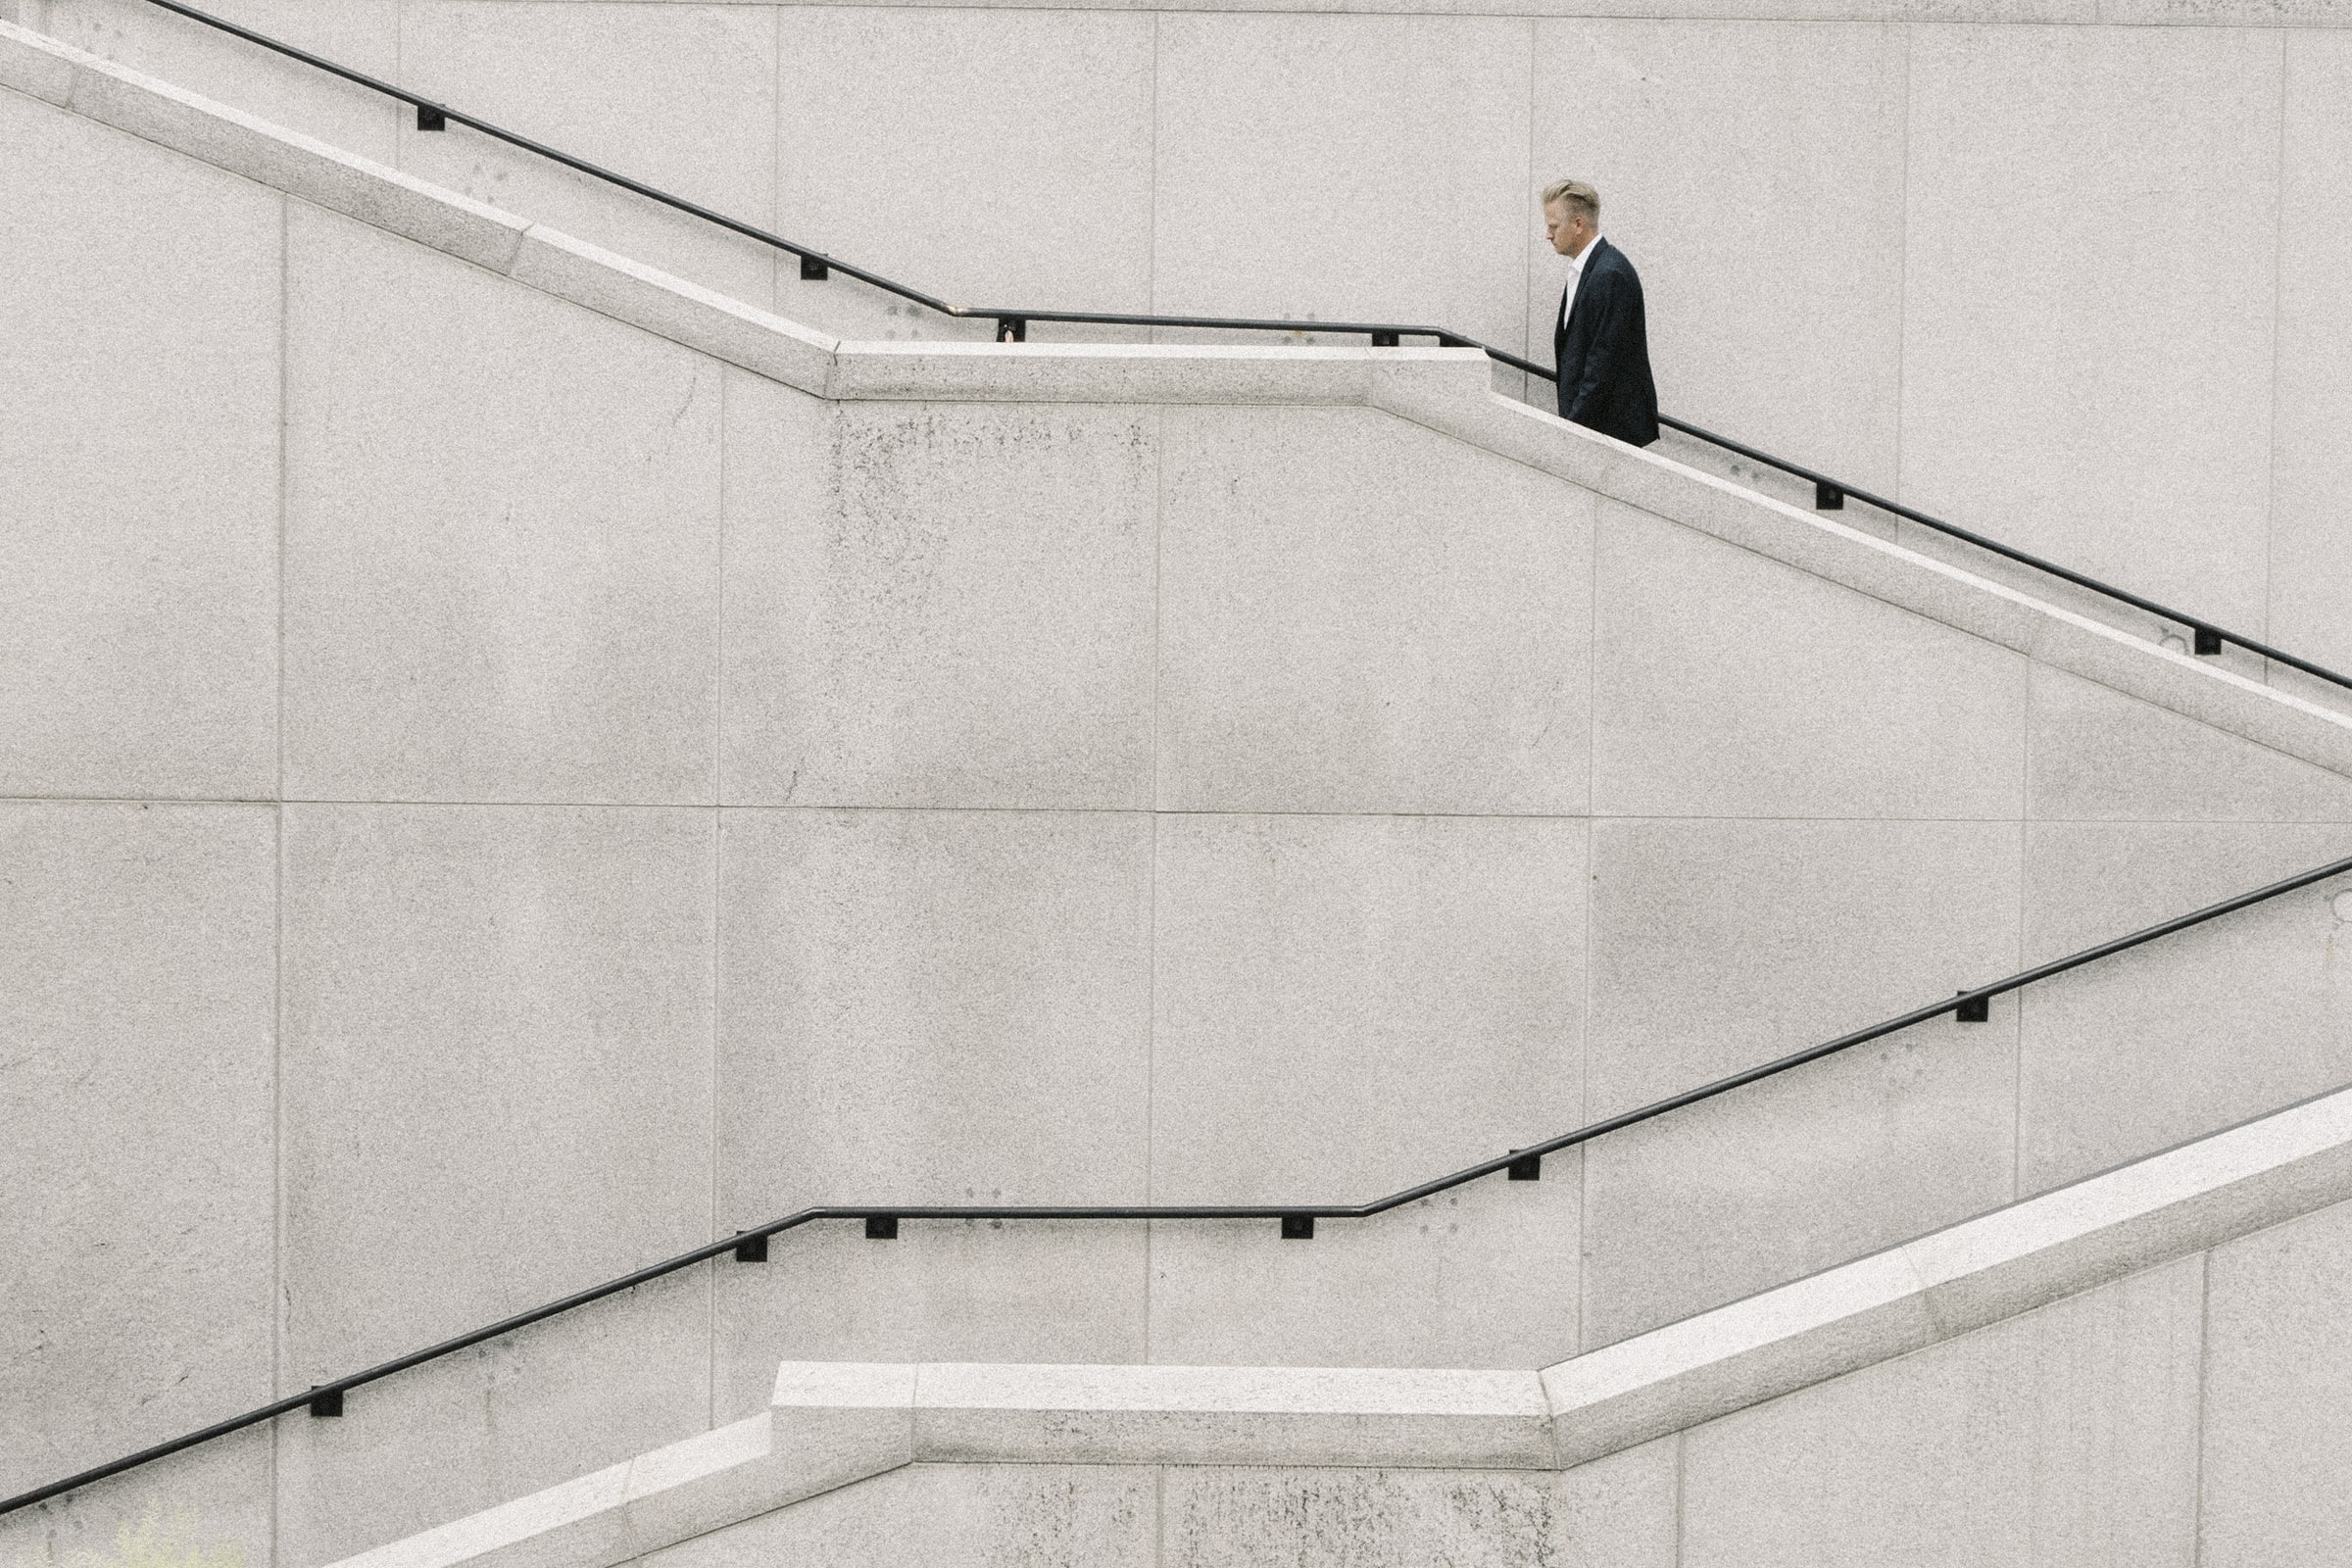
340;1085;2352;1566
8;20;2352;1567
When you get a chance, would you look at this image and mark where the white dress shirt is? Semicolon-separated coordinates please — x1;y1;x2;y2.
1559;234;1603;330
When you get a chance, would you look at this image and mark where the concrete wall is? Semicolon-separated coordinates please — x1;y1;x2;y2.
10;43;2352;1567
16;0;2352;675
645;1193;2352;1568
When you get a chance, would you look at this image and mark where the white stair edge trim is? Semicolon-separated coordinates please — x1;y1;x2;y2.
324;1080;2352;1568
8;18;2352;780
1540;1077;2352;1464
322;1406;911;1568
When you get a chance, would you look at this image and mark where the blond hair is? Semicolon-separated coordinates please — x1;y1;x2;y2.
1542;178;1599;223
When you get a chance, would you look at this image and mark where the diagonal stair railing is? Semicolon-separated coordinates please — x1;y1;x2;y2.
98;0;2352;702
10;850;2352;1512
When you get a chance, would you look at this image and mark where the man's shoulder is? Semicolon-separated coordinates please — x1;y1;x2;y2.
1593;237;1640;278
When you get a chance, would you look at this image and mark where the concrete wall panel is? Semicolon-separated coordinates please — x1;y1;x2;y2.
275;803;715;1559
1159;1441;1679;1568
712;807;1153;1375
0;91;279;800
1586;815;2025;1118
0;1439;272;1568
1157;406;1591;816
1592;502;2029;819
722;381;1158;810
1580;1024;2018;1348
1145;1176;1581;1370
283;205;721;805
1900;24;2282;630
2017;821;2352;1193
1142;812;1582;1367
710;1225;1151;1423
2199;1196;2352;1568
400;1;780;308
2101;0;2346;24
2026;664;2352;822
1580;817;2021;1347
273;1273;710;1567
1681;1254;2205;1567
1152;13;1532;347
0;805;274;1527
716;806;1153;1207
646;1462;1158;1568
2264;31;2352;674
41;0;400;164
770;5;1154;341
1150;812;1584;1203
278;803;718;1357
1530;19;1909;493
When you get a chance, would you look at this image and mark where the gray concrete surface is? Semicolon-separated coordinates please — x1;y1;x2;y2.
0;81;278;800
773;4;1154;342
296;1083;2352;1563
1682;1256;2206;1566
274;803;718;1559
1157;406;1591;815
20;0;2351;669
2269;27;2352;676
0;806;277;1562
8;24;2352;1566
722;386;1160;809
283;203;724;806
2200;1197;2352;1566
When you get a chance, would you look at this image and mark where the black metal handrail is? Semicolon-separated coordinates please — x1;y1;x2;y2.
115;0;2352;698
10;849;2352;1514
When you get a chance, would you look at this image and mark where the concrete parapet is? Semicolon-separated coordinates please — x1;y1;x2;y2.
21;0;2352;709
1546;1079;2352;1464
3;17;2344;780
320;1081;2352;1561
902;1363;1555;1470
323;1414;835;1568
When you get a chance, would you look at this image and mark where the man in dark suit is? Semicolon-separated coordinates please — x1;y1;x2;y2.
1544;178;1659;447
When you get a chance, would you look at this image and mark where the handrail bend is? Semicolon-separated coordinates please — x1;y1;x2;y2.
116;0;2352;699
9;850;2352;1514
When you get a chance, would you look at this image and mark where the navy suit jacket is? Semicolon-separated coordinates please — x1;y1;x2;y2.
1553;237;1660;447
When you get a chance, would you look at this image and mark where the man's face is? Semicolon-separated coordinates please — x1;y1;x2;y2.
1544;199;1592;258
